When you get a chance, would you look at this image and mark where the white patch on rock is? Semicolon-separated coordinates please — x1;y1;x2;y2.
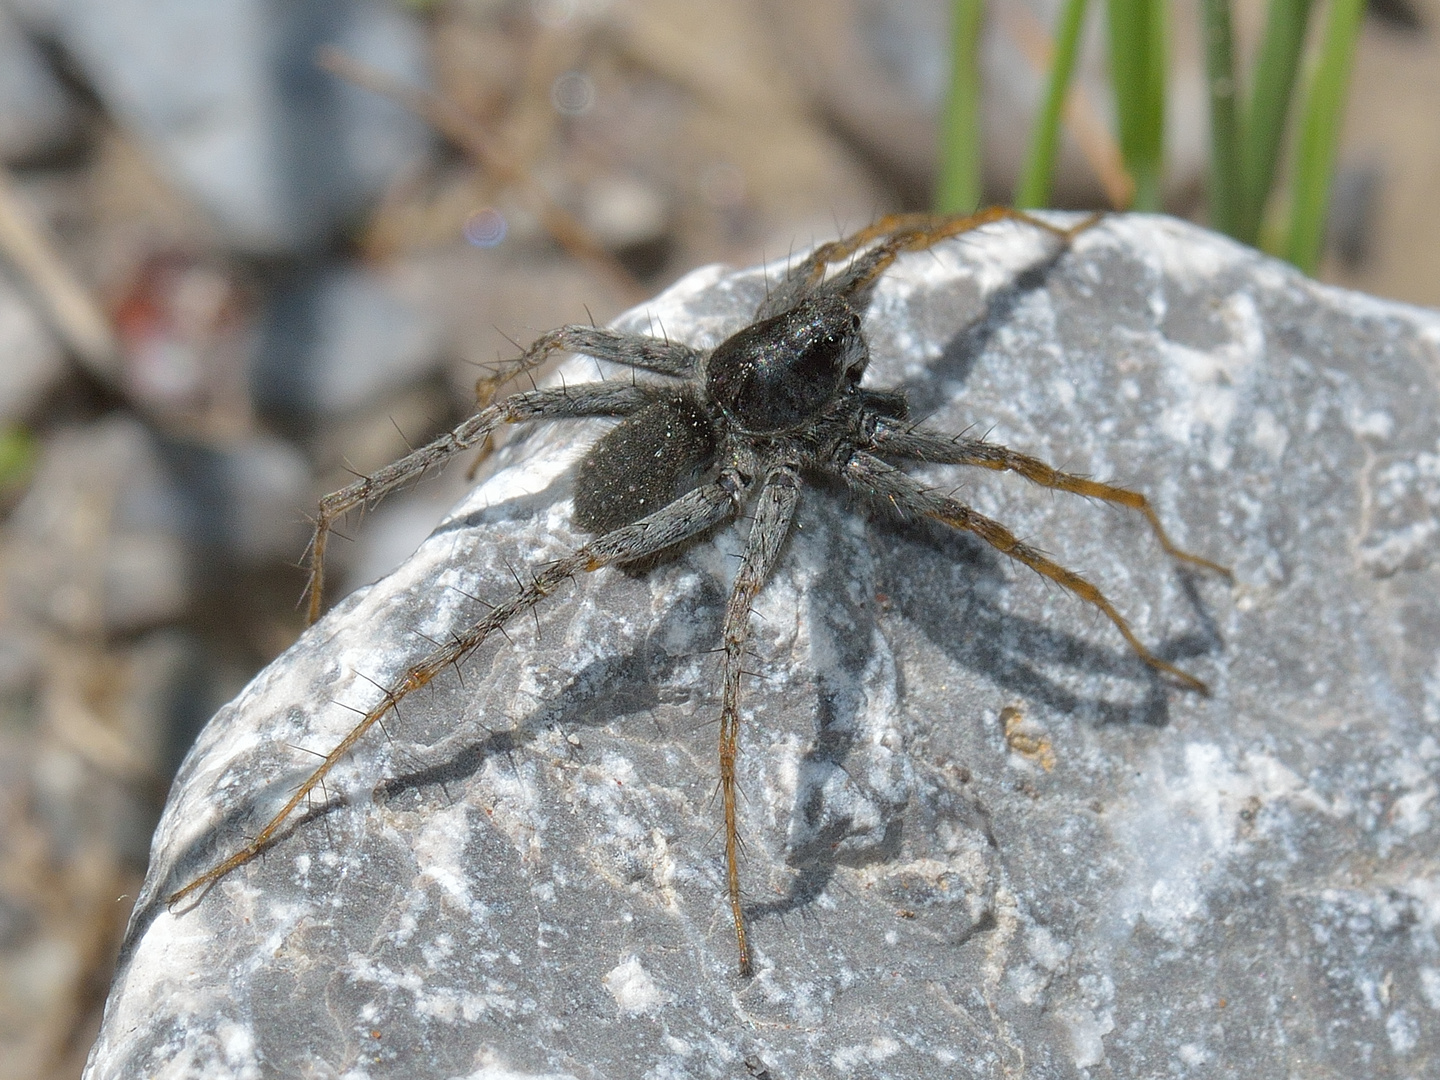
1178;1042;1209;1066
829;1035;902;1071
452;1050;580;1080
1125;215;1251;292
1346;407;1395;443
1419;966;1440;1010
1057;1000;1114;1069
1358;447;1440;576
1159;292;1266;472
1386;1010;1418;1055
216;1021;260;1080
1110;742;1331;943
1025;923;1071;972
1359;519;1439;577
413;804;490;920
602;955;671;1014
1248;406;1289;462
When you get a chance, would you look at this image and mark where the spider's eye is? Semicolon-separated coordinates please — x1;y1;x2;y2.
706;296;867;434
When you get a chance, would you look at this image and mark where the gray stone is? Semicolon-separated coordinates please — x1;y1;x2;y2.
155;430;313;567
0;270;65;423
9;416;192;634
12;0;430;254
251;262;447;423
8;416;310;634
88;217;1439;1077
0;6;78;161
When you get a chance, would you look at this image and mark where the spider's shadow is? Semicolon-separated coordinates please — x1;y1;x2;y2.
878;521;1215;725
132;620;676;969
745;242;1223;926
898;253;1063;420
744;516;1219;929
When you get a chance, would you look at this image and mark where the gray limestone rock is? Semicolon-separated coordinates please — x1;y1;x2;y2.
0;6;78;162
0;270;64;423
251;262;448;424
9;416;310;634
13;0;430;254
87;217;1439;1078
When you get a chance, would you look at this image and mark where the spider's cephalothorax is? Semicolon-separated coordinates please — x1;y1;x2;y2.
571;293;885;538
705;295;868;435
170;208;1229;977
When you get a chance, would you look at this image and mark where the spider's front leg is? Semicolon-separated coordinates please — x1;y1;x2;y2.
304;381;663;624
306;324;703;624
844;452;1210;694
464;326;705;481
717;464;801;976
170;473;746;909
760;207;1104;318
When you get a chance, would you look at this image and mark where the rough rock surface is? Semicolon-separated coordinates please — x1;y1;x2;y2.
87;217;1439;1078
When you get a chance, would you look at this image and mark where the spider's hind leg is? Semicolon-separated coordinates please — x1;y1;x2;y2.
868;424;1230;577
843;451;1210;694
717;465;802;976
171;474;746;910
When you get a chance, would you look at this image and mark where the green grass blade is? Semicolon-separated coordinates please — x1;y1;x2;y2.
1203;0;1241;236
1105;0;1143;201
936;0;986;213
1239;0;1313;244
1286;0;1364;273
1106;0;1166;210
1140;0;1167;209
0;424;35;500
1016;0;1090;209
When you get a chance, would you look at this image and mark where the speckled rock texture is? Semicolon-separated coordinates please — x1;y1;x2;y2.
86;216;1440;1079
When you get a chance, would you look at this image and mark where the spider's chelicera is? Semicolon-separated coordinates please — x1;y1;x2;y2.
170;208;1227;976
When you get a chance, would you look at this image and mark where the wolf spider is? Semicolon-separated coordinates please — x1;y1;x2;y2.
170;207;1227;976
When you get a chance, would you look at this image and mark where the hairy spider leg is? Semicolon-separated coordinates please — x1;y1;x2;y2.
870;423;1231;578
843;452;1210;694
823;209;1107;305
169;476;747;909
307;324;703;624
759;207;1104;318
718;466;802;976
514;324;704;379
305;381;667;623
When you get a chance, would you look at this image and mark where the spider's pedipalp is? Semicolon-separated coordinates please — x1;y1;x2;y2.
717;464;802;976
304;381;662;623
869;422;1231;578
842;451;1209;694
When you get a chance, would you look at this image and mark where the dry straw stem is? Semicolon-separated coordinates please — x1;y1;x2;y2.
0;163;120;381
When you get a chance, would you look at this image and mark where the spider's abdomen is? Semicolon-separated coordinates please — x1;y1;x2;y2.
572;393;717;536
706;296;867;434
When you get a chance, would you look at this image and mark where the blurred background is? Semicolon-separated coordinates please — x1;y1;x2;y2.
0;0;1434;1074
